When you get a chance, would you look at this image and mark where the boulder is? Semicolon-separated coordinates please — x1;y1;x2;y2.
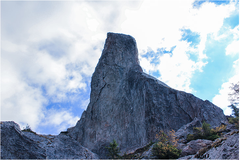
175;117;202;143
180;139;212;157
68;32;227;157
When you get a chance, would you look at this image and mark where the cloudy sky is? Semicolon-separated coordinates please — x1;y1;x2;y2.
1;0;239;134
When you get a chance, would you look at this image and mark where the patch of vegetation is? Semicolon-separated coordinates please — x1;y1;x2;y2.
22;124;37;135
152;130;181;159
228;104;239;129
105;139;121;159
152;142;181;159
186;122;225;142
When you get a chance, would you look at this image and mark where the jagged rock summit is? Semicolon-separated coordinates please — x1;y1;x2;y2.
67;32;227;157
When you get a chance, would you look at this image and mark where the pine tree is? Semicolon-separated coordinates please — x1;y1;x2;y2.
106;139;121;159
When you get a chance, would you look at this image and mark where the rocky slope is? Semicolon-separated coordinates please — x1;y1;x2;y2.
104;121;239;159
177;123;239;159
67;32;227;157
1;121;98;159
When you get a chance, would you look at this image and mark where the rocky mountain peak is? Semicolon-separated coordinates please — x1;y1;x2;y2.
68;32;227;157
100;32;142;71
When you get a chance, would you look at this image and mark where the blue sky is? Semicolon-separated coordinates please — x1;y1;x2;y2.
1;0;239;135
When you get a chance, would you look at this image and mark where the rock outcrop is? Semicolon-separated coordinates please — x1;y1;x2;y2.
199;131;239;159
180;139;213;157
175;117;202;143
178;130;239;159
67;32;227;157
1;121;46;159
1;121;98;159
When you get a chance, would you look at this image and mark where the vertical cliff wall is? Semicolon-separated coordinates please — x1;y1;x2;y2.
68;32;227;157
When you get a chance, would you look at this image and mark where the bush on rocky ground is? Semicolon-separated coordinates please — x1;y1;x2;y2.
228;116;239;129
186;122;225;142
152;130;181;159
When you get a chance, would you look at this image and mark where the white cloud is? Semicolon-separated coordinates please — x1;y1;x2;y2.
122;0;193;52
41;108;80;134
121;0;237;92
156;41;207;92
1;60;47;130
1;0;239;133
139;55;157;74
214;26;239;115
212;75;239;115
1;2;104;130
225;26;239;56
226;40;239;56
233;59;239;73
212;54;239;115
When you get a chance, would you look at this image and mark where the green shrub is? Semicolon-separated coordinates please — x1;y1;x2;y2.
202;121;211;137
105;139;121;159
187;134;194;142
152;142;181;159
186;122;223;142
205;134;219;141
229;116;239;129
152;130;181;159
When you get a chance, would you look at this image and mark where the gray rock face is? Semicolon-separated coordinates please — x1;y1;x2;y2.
25;132;99;159
1;121;98;159
1;121;46;159
68;32;227;157
201;131;239;159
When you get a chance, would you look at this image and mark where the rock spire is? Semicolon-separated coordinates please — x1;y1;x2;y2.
68;32;227;157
